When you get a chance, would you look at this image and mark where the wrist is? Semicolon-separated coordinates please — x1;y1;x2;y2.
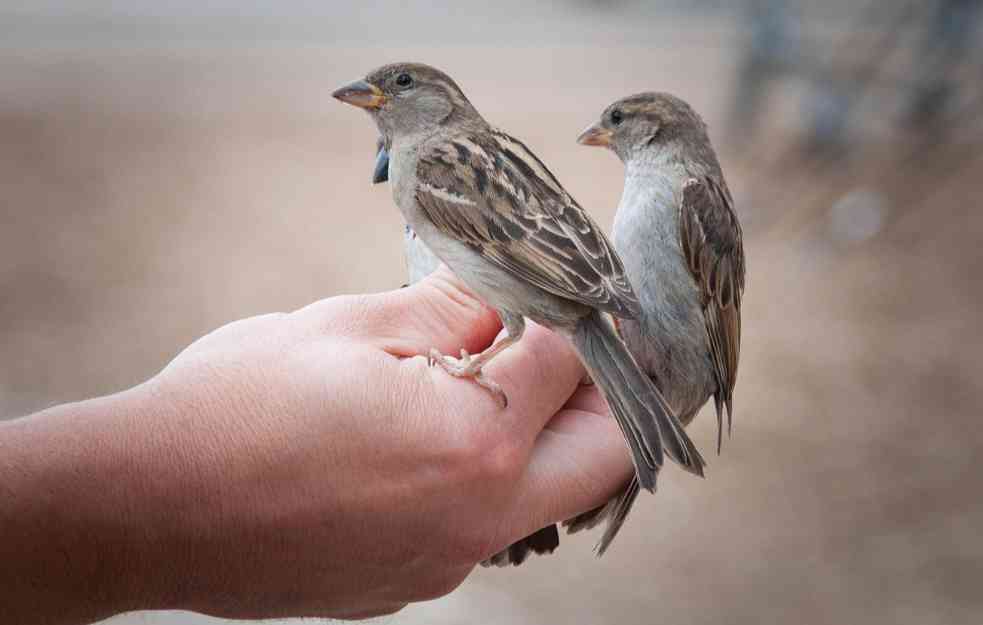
0;386;194;623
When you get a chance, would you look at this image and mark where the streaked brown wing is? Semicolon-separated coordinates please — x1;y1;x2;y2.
414;130;639;318
679;176;746;450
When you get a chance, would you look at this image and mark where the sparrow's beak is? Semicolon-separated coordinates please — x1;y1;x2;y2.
332;80;386;110
577;123;613;147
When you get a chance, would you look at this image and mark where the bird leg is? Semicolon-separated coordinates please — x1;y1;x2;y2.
428;312;525;408
428;341;515;407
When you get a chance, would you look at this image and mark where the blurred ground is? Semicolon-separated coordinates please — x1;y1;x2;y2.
2;2;982;624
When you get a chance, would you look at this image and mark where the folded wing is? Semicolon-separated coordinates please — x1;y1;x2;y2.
414;130;640;318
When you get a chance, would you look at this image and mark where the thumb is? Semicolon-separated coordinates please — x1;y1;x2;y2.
357;266;503;358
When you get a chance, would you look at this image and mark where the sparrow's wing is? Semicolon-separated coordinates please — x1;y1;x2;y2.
414;130;639;318
679;176;746;450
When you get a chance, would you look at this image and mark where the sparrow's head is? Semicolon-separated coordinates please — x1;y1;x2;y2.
333;63;482;141
578;92;709;163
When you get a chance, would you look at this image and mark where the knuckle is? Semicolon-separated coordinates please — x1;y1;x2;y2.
475;434;524;483
442;423;523;485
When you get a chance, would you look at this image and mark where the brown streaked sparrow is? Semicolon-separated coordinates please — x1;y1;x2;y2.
334;63;705;565
570;93;745;554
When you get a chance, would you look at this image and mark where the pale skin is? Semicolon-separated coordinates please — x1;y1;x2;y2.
0;267;632;624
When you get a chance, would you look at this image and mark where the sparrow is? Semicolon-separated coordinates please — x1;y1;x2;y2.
333;63;705;564
569;93;745;554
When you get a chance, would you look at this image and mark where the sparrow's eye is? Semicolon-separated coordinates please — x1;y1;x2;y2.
395;73;413;88
610;109;624;126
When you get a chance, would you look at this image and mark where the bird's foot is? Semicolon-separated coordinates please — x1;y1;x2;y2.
428;347;508;408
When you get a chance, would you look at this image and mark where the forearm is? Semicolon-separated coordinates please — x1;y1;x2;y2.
0;388;184;625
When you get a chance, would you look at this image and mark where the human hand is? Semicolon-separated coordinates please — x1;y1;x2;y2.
0;267;632;624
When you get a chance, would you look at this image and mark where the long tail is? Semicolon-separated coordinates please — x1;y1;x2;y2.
481;311;704;566
572;310;705;490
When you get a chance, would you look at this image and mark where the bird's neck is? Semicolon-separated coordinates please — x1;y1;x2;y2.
624;148;687;187
615;150;689;232
390;115;488;151
626;141;682;168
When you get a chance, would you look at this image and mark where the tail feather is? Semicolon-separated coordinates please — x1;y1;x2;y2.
481;311;706;567
572;311;705;488
714;394;724;454
563;477;641;557
595;477;641;556
480;525;559;567
713;390;736;454
563;503;608;534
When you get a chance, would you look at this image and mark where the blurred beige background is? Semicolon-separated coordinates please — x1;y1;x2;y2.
2;2;982;624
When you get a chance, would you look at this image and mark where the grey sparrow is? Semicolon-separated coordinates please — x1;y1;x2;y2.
570;92;745;554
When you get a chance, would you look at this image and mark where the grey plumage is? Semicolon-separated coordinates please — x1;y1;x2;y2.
335;64;705;565
572;92;746;555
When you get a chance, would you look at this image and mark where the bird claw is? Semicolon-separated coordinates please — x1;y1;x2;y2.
427;347;509;408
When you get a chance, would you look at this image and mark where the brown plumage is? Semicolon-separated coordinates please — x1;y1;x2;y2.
679;176;745;449
415;130;640;319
